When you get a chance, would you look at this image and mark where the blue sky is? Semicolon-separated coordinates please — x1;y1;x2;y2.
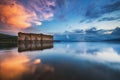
0;0;120;35
40;0;120;32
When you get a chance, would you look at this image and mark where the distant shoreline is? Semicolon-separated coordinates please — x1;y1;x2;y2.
0;33;120;43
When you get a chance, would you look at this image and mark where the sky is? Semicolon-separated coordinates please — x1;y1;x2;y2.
0;0;120;35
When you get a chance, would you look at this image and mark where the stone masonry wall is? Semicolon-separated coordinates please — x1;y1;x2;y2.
18;32;53;42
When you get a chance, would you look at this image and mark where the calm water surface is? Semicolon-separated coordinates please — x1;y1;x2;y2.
0;42;120;80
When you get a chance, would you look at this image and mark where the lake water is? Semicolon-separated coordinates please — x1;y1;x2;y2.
0;42;120;80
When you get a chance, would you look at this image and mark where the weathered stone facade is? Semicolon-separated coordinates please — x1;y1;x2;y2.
18;32;53;42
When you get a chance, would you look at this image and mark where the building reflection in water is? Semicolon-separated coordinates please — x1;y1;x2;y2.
18;41;53;52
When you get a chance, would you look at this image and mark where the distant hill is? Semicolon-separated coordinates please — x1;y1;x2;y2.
0;33;17;43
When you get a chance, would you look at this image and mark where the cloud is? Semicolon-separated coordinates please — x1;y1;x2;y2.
85;1;120;20
34;21;42;26
54;27;120;41
98;17;120;22
73;29;84;33
103;1;120;13
79;19;86;23
85;27;99;34
56;0;66;8
0;0;56;30
85;3;101;19
25;0;55;21
0;0;33;29
63;27;113;35
111;27;120;35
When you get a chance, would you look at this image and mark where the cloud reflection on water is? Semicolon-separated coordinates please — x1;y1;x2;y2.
47;42;120;63
0;51;54;80
0;53;30;79
80;48;120;62
0;42;120;80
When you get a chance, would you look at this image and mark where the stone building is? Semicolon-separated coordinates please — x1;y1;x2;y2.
18;32;53;42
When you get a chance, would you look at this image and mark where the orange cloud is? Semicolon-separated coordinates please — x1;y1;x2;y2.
0;3;31;29
0;0;55;30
